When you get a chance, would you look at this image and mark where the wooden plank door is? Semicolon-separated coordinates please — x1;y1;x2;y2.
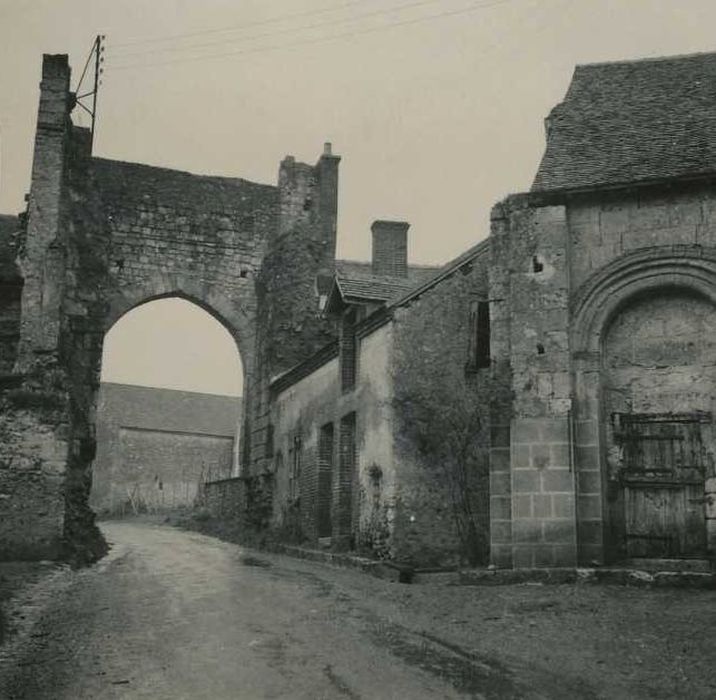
616;413;709;559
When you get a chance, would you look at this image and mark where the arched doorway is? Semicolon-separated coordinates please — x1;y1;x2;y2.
601;288;716;561
90;297;243;516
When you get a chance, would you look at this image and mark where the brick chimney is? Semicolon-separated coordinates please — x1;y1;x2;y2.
371;220;409;277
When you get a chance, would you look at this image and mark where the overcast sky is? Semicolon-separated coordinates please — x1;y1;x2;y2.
1;0;714;396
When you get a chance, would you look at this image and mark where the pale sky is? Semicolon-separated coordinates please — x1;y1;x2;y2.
1;0;715;396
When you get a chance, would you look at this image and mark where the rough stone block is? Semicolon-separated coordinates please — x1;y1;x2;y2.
490;471;511;496
490;543;513;569
491;520;513;544
490;447;510;472
533;544;555;567
550;443;571;468
542;519;575;545
552;493;575;519
512;545;534;569
578;494;602;520
575;446;600;472
513;444;531;469
513;518;542;543
552;543;577;567
514;494;532;518
490;495;511;520
541;468;573;493
532;493;552;518
512;470;539;494
575;420;599;446
530;444;551;470
577;469;602;496
540;419;569;444
512;420;541;444
577;520;603;546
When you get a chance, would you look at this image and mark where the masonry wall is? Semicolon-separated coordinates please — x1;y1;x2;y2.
491;182;716;567
0;215;22;375
91;383;240;514
251;151;341;478
391;250;493;568
489;198;576;568
0;55;78;561
269;322;399;558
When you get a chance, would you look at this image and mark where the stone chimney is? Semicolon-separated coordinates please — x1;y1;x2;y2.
371;220;409;277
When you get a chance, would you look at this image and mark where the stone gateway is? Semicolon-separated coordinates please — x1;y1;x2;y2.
1;50;715;571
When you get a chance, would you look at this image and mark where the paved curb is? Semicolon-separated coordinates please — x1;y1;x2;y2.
269;544;415;583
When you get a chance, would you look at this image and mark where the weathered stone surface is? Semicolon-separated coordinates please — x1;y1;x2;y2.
91;383;241;514
1;54;340;562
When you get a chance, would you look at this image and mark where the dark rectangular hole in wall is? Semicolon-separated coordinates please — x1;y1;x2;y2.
337;412;357;545
467;299;491;372
317;422;334;538
340;309;357;392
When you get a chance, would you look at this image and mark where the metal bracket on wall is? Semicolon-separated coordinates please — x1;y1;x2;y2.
74;34;105;145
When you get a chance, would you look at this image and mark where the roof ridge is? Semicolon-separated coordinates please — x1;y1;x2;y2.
576;49;716;70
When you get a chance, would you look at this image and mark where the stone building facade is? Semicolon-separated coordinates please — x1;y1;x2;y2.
488;53;716;568
91;383;241;515
2;49;716;570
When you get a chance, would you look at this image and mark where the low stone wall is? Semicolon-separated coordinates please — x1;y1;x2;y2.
200;477;247;520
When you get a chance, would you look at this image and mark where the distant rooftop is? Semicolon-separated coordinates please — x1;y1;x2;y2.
533;51;716;193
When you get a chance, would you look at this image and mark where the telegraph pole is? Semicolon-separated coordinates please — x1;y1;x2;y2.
75;34;105;146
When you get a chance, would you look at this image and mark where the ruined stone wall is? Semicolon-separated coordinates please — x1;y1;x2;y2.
251;150;341;476
200;476;247;521
91;383;241;514
0;55;77;561
1;52;338;561
0;215;22;375
391;251;493;568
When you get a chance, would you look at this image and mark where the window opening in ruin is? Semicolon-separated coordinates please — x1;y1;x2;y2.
466;299;491;372
340;308;358;392
536;343;545;355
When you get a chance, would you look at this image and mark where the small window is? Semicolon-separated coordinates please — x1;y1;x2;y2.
340;309;358;392
466;300;491;372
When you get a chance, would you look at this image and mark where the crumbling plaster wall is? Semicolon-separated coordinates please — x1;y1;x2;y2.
269;322;397;558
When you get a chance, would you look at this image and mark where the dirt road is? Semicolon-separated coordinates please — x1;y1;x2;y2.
0;522;549;699
1;521;714;699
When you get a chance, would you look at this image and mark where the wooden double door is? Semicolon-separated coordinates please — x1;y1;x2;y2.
615;412;711;559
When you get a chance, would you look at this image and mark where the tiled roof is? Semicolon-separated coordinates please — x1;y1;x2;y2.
336;274;415;303
532;52;716;193
335;259;440;284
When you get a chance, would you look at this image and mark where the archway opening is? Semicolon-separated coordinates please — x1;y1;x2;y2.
90;297;244;517
601;287;716;562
